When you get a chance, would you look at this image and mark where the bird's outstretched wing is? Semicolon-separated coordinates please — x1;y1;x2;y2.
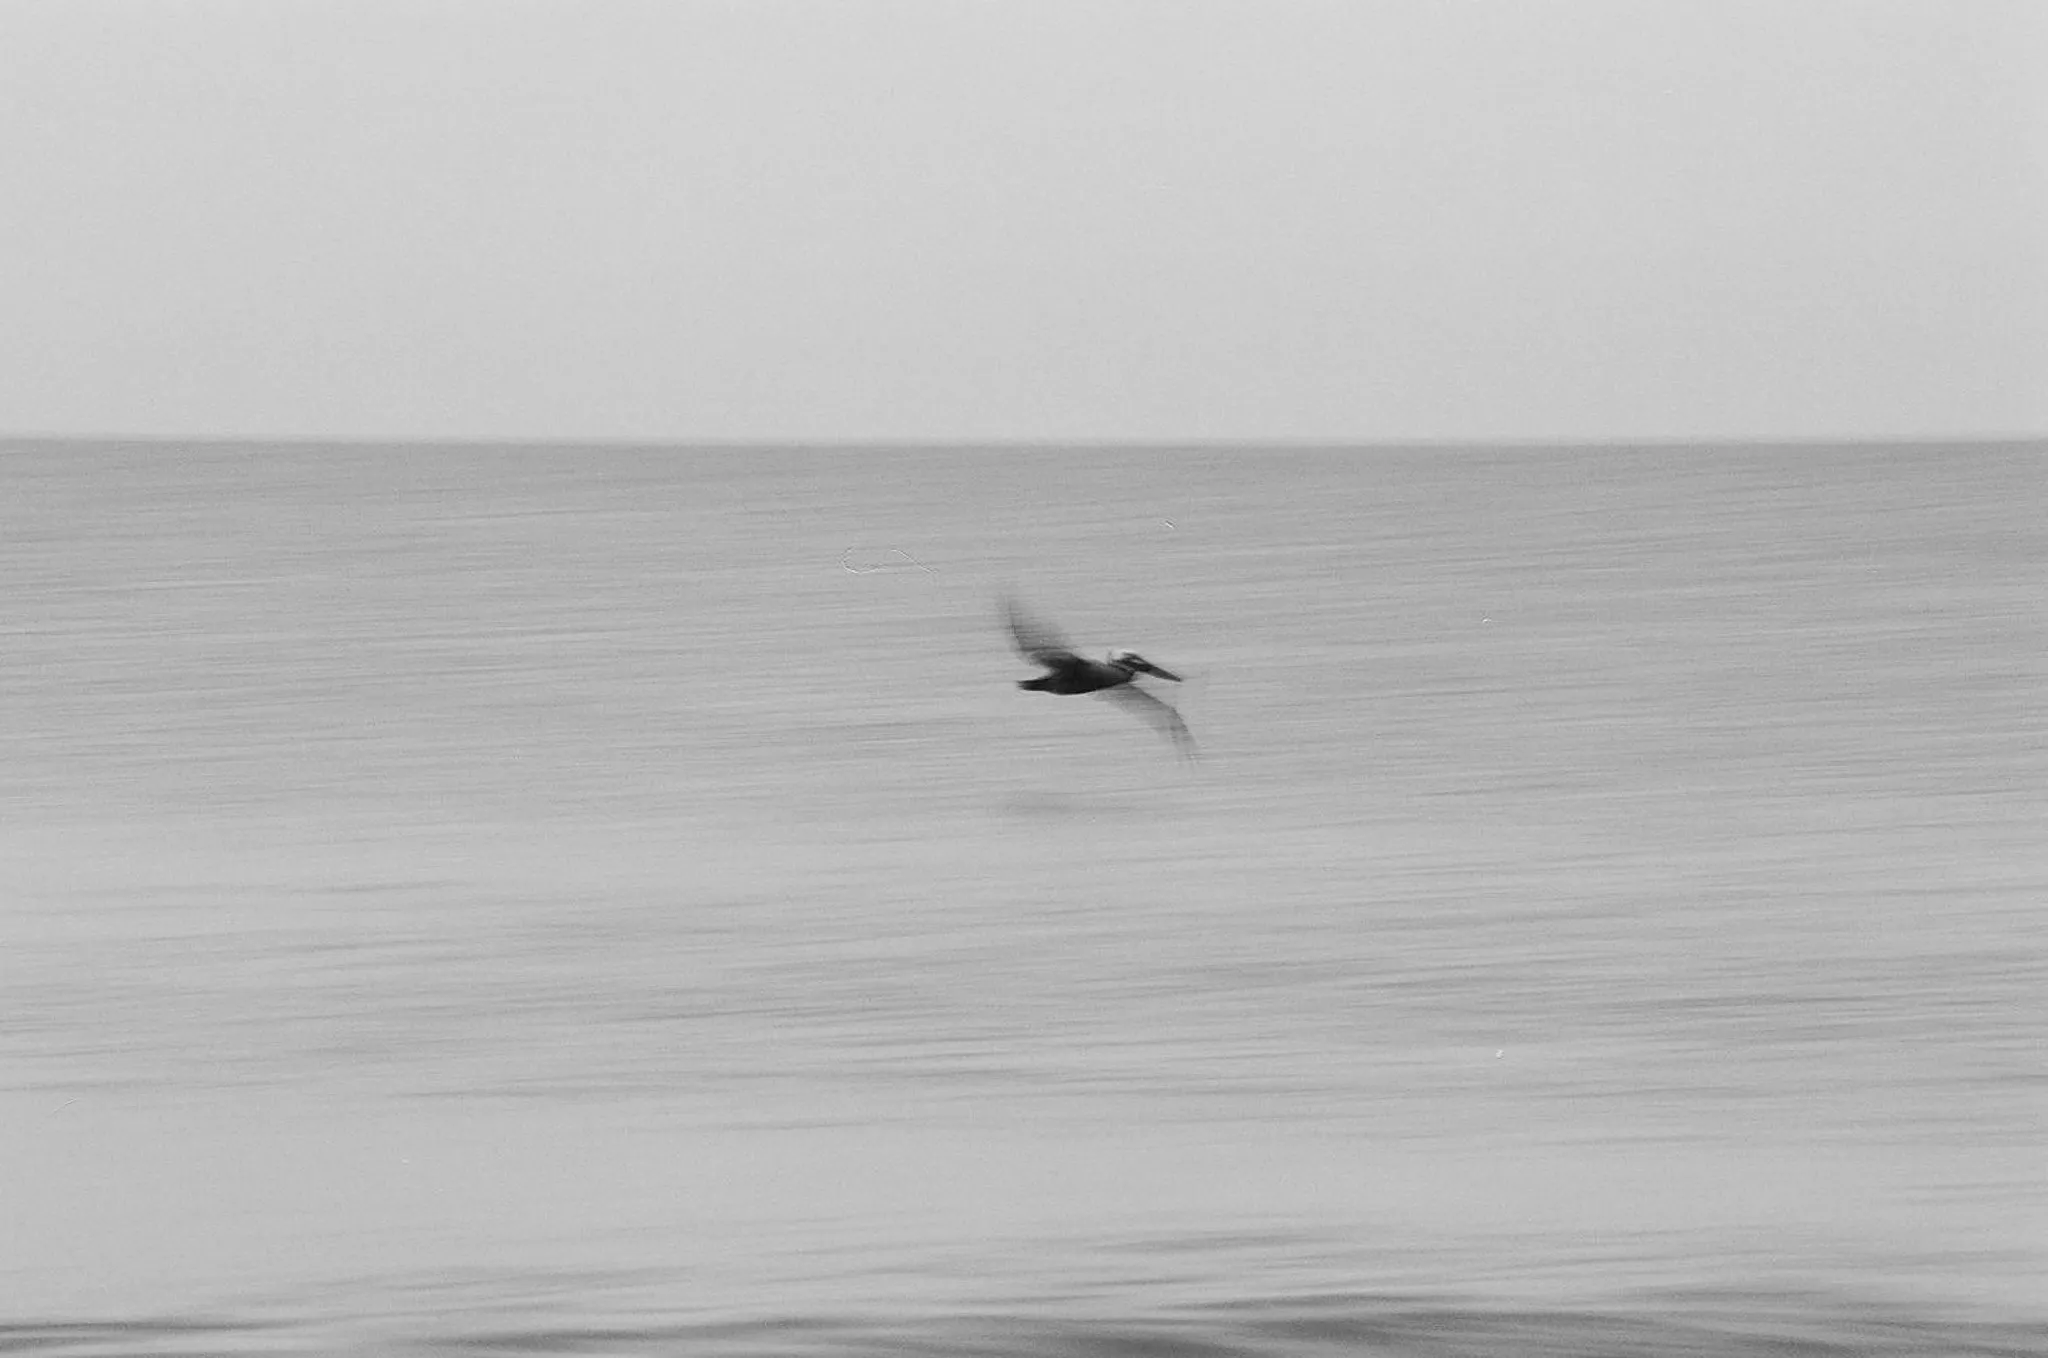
1102;683;1199;761
1002;594;1081;668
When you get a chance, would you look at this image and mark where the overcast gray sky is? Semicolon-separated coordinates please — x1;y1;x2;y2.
3;0;2042;443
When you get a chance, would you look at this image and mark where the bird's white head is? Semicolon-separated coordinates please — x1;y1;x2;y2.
1108;649;1182;682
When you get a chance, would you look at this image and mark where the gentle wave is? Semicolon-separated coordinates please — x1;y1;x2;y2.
6;1293;2047;1358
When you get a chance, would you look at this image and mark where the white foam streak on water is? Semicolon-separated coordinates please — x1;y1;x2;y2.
1;443;2043;1343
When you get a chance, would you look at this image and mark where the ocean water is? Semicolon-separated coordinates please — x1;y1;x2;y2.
1;442;2042;1356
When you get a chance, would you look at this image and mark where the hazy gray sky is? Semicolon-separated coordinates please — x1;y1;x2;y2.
3;0;2042;442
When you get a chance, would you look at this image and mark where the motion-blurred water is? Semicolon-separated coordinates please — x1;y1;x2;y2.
2;443;2043;1355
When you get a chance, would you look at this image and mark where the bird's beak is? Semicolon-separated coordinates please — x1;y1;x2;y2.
1138;660;1182;682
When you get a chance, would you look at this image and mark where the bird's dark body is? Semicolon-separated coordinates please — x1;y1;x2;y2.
1016;656;1135;695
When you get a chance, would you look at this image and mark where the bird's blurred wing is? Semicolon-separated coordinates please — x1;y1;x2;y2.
1002;594;1081;667
1102;684;1199;761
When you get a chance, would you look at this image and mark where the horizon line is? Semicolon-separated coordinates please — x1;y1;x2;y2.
2;432;2042;452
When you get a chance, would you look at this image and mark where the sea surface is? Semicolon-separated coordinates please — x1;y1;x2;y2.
2;442;2043;1356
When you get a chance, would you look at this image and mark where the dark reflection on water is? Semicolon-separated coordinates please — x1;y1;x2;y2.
998;790;1153;818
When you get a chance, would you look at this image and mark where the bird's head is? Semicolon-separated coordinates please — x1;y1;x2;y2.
1108;649;1182;682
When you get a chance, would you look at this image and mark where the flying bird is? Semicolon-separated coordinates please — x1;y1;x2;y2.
1002;595;1197;760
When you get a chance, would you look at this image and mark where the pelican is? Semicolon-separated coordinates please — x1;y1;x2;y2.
1002;595;1198;759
